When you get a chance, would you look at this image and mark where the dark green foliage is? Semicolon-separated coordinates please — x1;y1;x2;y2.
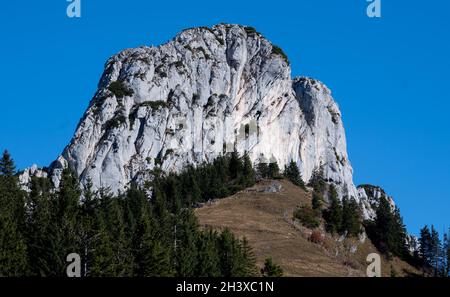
293;205;320;229
430;226;441;276
196;230;221;277
240;237;258;276
322;187;361;237
419;225;449;276
244;26;259;36
364;196;408;258
257;161;281;179
323;185;342;234
261;257;283;277
311;191;323;212
0;150;259;276
241;152;255;187
283;160;305;189
103;115;126;131
256;163;269;179
268;162;281;179
271;45;289;65
108;80;134;98
309;169;327;194
0;150;15;176
139;100;169;110
341;196;361;236
228;150;242;180
0;151;27;276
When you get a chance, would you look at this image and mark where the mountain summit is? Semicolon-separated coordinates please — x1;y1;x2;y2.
27;24;367;214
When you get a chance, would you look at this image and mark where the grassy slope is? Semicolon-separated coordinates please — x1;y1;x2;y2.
195;179;423;277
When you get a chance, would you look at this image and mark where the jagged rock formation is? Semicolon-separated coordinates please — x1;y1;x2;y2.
357;184;396;219
18;165;47;192
24;24;360;208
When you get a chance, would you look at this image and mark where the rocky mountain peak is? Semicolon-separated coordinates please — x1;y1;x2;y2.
23;24;364;215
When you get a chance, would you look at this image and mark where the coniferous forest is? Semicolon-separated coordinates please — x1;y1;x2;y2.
1;149;449;277
0;150;281;277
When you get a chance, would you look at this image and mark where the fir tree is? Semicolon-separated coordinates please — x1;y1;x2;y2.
257;163;269;179
51;168;82;276
341;196;361;236
132;208;172;277
311;191;323;212
430;225;442;276
218;228;246;277
174;209;199;276
261;257;283;277
419;225;432;267
267;162;280;179
0;150;15;176
241;152;255;187
283;160;305;189
196;229;221;277
0;151;28;276
228;150;242;180
26;176;54;276
240;237;258;276
324;185;342;234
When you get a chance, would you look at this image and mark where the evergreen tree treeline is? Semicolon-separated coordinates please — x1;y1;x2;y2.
0;150;262;277
419;225;450;277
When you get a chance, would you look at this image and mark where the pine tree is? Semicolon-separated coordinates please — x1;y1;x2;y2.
26;176;55;276
268;162;280;179
442;231;449;277
0;150;28;276
51;168;82;276
446;229;450;277
240;237;258;276
132;208;172;277
419;225;432;268
311;191;323;212
218;228;246;276
90;210;116;276
0;150;15;176
196;229;221;277
309;168;326;194
373;196;394;255
228;150;242;180
241;152;255;187
174;209;199;276
341;196;361;236
103;195;134;276
283;160;305;189
324;185;342;234
367;196;408;258
79;179;99;276
430;225;442;276
261;257;283;277
257;162;269;179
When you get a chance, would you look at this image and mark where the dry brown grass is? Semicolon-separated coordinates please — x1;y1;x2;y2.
195;179;422;277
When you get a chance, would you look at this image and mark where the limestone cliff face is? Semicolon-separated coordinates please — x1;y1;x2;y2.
26;24;359;209
357;184;396;219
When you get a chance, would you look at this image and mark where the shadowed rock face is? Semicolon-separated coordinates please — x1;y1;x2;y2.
29;24;360;211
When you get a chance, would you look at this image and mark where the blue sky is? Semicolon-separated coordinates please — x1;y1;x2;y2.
0;0;449;236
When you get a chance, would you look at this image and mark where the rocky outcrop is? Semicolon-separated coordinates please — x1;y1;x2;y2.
357;184;396;219
18;164;47;192
22;24;359;207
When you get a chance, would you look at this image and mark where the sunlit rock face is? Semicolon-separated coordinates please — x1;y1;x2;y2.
23;24;364;212
357;185;396;219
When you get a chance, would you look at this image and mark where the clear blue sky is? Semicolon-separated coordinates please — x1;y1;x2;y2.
0;0;449;236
